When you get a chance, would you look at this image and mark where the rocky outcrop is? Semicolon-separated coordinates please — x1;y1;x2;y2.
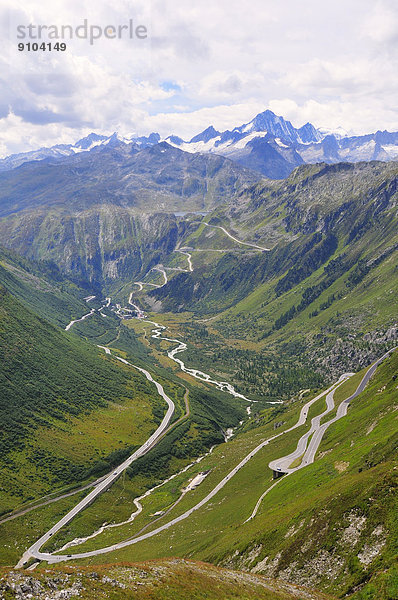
307;325;398;381
0;208;181;288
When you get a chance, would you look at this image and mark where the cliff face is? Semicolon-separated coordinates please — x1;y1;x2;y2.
0;207;183;287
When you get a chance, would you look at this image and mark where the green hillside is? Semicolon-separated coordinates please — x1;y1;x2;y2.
62;351;397;600
149;161;398;389
0;285;165;513
0;245;93;328
0;159;397;600
0;284;245;526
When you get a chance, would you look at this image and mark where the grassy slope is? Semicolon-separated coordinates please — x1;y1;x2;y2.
0;560;333;600
0;245;91;328
64;351;397;600
0;161;397;599
0;285;170;513
0;289;248;566
146;161;398;400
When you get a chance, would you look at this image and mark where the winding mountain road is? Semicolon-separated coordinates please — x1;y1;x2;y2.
268;374;353;474
22;376;350;562
203;222;270;252
249;346;397;520
65;309;95;331
151;267;168;286
65;296;114;330
175;249;193;271
20;219;395;566
16;350;176;568
18;346;395;565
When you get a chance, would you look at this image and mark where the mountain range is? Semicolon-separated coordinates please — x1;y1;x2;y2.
2;109;398;179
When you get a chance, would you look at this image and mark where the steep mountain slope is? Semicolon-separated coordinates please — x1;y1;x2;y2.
0;285;164;512
221;135;305;179
210;351;398;599
149;161;398;380
0;141;260;218
1;132;397;600
68;350;397;600
0;141;260;285
0;244;96;327
0;207;184;287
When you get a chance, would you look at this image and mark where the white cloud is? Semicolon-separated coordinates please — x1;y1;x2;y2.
281;57;398;97
361;0;398;45
267;98;398;135
198;71;267;101
0;0;397;155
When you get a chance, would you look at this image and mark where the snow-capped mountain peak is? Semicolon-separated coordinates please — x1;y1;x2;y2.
74;133;108;150
1;109;398;181
189;125;220;144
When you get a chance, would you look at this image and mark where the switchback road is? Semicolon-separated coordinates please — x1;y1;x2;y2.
19;348;395;564
16;350;175;568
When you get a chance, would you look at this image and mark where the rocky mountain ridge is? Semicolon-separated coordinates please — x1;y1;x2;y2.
2;109;398;179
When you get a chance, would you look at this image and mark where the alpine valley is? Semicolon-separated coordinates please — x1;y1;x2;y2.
0;109;397;600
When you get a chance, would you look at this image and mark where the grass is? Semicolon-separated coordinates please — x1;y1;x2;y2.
0;286;170;511
0;559;333;599
154;192;398;404
1;158;398;600
0;248;90;329
288;454;304;469
0;491;90;566
46;351;397;600
39;386;335;556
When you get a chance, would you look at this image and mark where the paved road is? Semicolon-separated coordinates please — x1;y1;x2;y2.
203;222;270;252
21;378;343;563
247;346;397;520
270;346;397;475
301;346;396;466
16;349;176;568
128;293;145;318
52;386;192;555
268;374;352;473
175;249;193;272
65;297;113;330
65;309;95;331
133;267;168;291
151;267;168;286
19;347;395;564
0;475;108;527
118;222;267;303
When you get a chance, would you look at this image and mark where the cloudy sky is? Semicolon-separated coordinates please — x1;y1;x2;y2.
0;0;397;156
